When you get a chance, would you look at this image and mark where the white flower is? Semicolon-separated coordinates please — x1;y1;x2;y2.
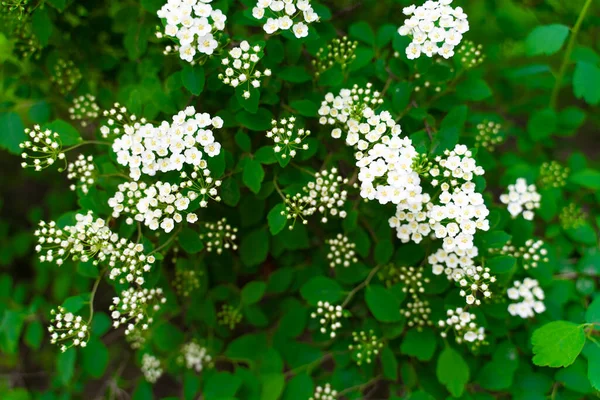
507;278;545;319
500;178;541;220
252;0;319;38
293;22;309;38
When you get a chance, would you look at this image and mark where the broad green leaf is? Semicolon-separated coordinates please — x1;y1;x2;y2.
584;343;600;391
178;227;204;254
300;276;344;306
82;338;109;378
487;255;516;274
57;348;76;385
243;159;265;194
585;296;600;324
525;24;569;56
527;108;557;141
456;77;492;101
570;169;600;190
400;327;437;361
241;281;267;305
0;112;26;155
278;66;312;83
32;9;53;47
260;373;285;400
381;346;398;379
365;284;402;323
573;62;600;105
240;228;269;267
181;64;205;96
268;203;287;235
436;346;470;397
531;321;586;368
349;21;375;46
204;372;242;400
282;373;313;400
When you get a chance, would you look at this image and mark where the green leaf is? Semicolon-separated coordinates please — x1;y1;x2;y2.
526;24;569;56
32;8;53;47
278;66;312;83
57;347;76;385
531;321;586;368
365;284;402;323
300;276;344;306
243;159;265;194
570;169;600;190
237;108;273;131
349;21;375;46
282;374;313;400
47;0;67;10
0;112;26;155
221;178;241;206
181;64;205;96
381;346;398;380
527;108;557;141
436;346;470;397
374;239;393;264
82;339;109;378
24;321;43;350
241;281;267;305
584;343;600;391
400;327;437;361
585;296;600;324
178;227;204;254
204;372;242;400
456;77;492;101
268;203;287;235
573;62;600;105
487;255;516;274
290;100;318;117
46;120;82;146
240;228;269;267
0;311;25;354
260;373;285;400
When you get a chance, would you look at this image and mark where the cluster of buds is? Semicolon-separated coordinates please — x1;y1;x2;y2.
100;103;147;138
309;384;337;400
173;268;202;297
377;264;405;288
310;301;344;338
1;0;30;20
402;298;433;330
68;94;100;127
559;203;587;230
283;168;353;227
218;41;271;99
266;116;310;160
141;354;163;384
474;120;503;151
507;278;545;319
491;239;548;270
50;59;82;95
500;178;541;221
12;23;41;60
398;265;430;298
110;287;166;348
439;308;486;346
180;342;213;373
326;234;358;268
456;265;495;305
181;166;222;206
312;36;357;78
217;304;242;329
413;71;445;94
538;161;569;189
199;218;238;254
66;154;96;194
348;330;383;366
48;307;89;352
20;125;65;171
456;40;485;68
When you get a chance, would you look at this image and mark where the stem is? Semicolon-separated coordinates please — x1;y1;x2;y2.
63;140;111;153
337;375;381;397
342;265;381;308
87;272;104;325
148;225;182;256
549;0;593;109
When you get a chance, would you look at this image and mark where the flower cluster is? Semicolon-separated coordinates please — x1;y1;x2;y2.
141;354;163;384
309;384;337;400
326;234;358;268
217;304;242;329
559;203;587;229
48;307;89;352
507;278;545;319
312;36;357;78
413;71;445;94
180;342;213;373
266;116;310;160
402;298;433;330
310;301;344;338
398;265;430;297
199;218;238;254
111;106;223;180
500;178;541;220
110;287;166;348
429;246;479;280
439;308;485;346
283;168;353;226
19;125;65;171
252;0;320;39
348;330;383;366
398;0;469;60
51;59;82;94
218;41;271;99
12;23;41;60
456;265;495;305
100;103;147;138
66;154;96;194
456;40;484;68
474;120;503;151
68;94;100;127
156;0;227;63
318;83;383;132
173;268;202;297
538;161;569;189
491;239;548;270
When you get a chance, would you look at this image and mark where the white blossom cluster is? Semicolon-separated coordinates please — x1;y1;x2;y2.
181;342;213;372
500;178;541;221
507;278;545;319
19;125;65;171
66;154;95;194
218;41;271;99
491;239;548;270
199;218;238;254
111;106;223;180
398;0;469;60
325;234;357;268
311;301;344;338
68;94;100;127
110;287;166;348
252;0;319;39
100;103;147;138
439;307;485;345
283;168;353;226
456;265;495;305
266;116;310;159
429;246;479;279
48;306;89;352
318;83;383;133
309;384;337;400
34;212;155;284
156;0;227;62
141;354;163;383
